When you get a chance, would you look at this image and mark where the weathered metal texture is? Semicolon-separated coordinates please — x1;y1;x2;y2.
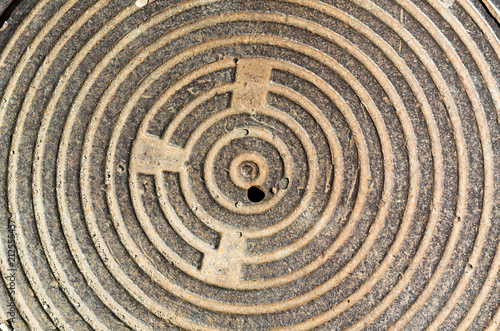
0;0;499;330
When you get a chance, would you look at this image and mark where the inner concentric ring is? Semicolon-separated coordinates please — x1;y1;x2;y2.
204;126;294;216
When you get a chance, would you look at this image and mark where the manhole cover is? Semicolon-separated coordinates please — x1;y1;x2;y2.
0;0;499;330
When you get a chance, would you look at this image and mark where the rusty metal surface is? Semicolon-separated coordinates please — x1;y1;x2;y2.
0;0;500;330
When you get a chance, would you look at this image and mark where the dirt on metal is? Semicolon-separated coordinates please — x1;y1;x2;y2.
0;0;499;330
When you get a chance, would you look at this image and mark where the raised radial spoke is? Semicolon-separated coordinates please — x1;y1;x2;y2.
130;134;187;175
231;58;273;111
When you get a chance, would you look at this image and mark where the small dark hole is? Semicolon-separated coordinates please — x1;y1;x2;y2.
233;58;239;64
247;186;265;203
